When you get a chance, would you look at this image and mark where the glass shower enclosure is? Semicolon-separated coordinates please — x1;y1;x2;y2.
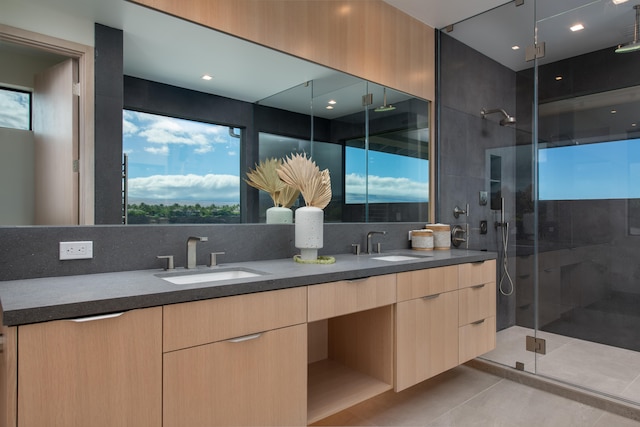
439;0;640;407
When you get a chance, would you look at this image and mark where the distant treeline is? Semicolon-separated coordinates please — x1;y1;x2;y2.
127;202;240;224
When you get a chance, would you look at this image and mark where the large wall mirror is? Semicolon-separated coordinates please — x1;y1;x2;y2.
0;0;430;226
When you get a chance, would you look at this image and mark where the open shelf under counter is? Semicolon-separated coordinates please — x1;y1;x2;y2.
307;358;393;424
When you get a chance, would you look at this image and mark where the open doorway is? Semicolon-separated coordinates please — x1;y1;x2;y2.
0;24;94;225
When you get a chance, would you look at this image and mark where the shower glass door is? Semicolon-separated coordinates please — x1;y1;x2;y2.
533;0;640;404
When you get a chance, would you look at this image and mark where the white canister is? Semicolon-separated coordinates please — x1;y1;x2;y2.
410;229;434;251
425;223;451;250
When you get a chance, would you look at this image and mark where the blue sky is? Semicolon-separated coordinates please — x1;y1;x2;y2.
123;110;240;204
539;138;640;200
345;146;429;203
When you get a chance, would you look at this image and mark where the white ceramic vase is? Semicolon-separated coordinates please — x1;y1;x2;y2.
266;207;293;224
295;206;323;260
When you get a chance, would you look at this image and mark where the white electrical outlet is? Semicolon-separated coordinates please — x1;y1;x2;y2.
59;241;93;260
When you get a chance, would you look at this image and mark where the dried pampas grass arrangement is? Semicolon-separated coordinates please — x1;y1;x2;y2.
244;158;300;208
277;153;331;210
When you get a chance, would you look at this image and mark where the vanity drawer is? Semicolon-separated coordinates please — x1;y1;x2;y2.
459;315;496;364
458;260;496;289
396;265;458;302
308;274;396;321
458;281;496;326
163;287;307;352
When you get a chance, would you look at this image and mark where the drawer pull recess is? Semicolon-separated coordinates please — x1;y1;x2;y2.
422;294;440;300
346;277;369;283
228;333;263;343
471;319;485;325
69;312;125;323
471;284;486;289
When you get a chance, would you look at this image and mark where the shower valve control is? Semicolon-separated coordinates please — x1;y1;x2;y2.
480;220;488;234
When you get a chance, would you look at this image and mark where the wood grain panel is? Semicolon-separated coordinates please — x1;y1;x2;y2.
459;260;496;289
0;325;17;427
307;274;396;321
459;315;496;364
328;305;394;385
129;0;435;101
396;265;459;302
17;307;162;427
163;324;307;427
395;291;459;392
163;286;307;352
459;281;497;326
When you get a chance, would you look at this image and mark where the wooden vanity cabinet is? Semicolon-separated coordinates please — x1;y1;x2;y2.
17;307;163;427
458;260;497;364
162;287;308;427
307;275;396;424
0;324;17;427
395;266;459;392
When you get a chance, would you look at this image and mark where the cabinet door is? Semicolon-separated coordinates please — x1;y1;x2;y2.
395;290;458;392
163;323;307;427
18;307;162;427
0;325;17;427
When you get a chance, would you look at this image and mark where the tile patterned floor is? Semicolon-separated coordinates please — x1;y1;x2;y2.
313;326;640;426
484;325;640;403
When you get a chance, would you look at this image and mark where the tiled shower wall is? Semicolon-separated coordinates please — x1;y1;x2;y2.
438;32;519;330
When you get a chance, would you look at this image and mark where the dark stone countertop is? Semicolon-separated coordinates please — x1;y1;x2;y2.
0;249;496;327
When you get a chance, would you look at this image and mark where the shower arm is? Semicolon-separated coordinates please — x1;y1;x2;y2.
481;108;510;119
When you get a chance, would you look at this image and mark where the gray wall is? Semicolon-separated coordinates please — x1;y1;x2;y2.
0;222;424;281
438;32;518;330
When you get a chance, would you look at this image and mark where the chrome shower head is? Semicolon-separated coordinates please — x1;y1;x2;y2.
481;107;516;126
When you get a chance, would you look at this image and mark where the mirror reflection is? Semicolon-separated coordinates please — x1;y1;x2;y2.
0;1;430;225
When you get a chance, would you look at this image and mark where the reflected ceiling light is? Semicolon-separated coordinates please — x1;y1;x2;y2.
570;24;584;32
616;5;640;52
326;105;334;110
613;0;629;5
632;123;637;127
611;109;618;113
201;74;213;81
328;100;336;105
511;45;520;50
555;76;563;81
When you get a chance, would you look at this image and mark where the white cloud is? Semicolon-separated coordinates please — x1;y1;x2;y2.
345;173;428;202
144;146;169;155
126;111;230;156
0;90;30;129
128;173;240;202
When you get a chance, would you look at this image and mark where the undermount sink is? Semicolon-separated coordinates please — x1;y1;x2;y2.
157;268;266;285
370;253;433;262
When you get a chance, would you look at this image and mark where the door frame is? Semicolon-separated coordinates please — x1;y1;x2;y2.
0;23;95;225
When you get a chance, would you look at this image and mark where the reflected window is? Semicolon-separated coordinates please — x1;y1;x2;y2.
257;132;343;222
122;110;241;223
0;87;31;130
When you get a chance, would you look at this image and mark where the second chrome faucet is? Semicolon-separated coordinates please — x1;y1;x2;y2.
366;231;386;254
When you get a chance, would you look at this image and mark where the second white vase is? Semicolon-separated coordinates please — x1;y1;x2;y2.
295;206;323;260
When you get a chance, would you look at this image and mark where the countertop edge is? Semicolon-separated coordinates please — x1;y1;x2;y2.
0;250;497;326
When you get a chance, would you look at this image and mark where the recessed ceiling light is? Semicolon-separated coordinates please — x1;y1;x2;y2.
555;76;563;81
611;109;617;114
511;45;520;50
632;123;637;127
201;74;213;81
570;24;584;32
613;0;629;5
326;105;334;110
328;100;336;105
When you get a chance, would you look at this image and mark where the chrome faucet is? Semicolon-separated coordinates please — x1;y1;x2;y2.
366;231;386;254
186;236;208;268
